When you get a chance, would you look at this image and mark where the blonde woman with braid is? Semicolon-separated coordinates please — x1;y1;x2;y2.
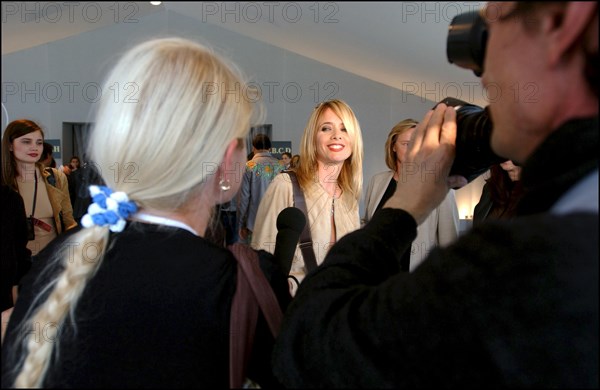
0;38;291;388
252;100;363;296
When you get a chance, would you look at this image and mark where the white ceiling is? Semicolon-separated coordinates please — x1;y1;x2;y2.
1;1;488;106
1;2;164;53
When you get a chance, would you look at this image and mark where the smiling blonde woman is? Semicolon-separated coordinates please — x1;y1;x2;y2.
251;99;364;296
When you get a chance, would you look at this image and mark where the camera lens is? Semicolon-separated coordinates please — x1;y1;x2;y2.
438;97;506;183
447;10;488;77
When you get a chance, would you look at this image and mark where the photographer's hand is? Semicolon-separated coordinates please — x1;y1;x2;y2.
383;104;466;224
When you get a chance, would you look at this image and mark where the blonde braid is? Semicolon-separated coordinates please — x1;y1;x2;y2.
14;227;109;388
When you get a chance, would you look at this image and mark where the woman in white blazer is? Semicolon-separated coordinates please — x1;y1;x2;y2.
363;118;459;271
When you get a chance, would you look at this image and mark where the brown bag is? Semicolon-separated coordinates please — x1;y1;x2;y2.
228;243;283;389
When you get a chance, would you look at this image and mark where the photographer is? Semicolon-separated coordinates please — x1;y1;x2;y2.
272;2;598;387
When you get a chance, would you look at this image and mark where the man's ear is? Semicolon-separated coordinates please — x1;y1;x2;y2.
546;2;598;66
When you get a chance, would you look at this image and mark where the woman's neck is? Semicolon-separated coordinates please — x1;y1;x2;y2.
136;189;216;237
17;163;39;181
136;206;210;237
393;161;403;181
317;162;342;197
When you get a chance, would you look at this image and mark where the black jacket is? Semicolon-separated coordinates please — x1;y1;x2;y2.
2;223;290;388
0;185;31;312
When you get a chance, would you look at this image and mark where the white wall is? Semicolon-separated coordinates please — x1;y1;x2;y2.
1;8;484;215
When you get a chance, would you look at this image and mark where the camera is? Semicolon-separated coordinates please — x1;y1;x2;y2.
440;10;505;183
26;217;35;241
437;97;505;183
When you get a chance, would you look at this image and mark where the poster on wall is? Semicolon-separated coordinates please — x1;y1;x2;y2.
46;139;61;159
270;141;292;159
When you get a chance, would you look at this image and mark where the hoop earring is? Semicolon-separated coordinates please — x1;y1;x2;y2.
219;177;231;192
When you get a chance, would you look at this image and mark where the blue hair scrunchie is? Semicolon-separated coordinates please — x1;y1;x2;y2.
81;185;138;232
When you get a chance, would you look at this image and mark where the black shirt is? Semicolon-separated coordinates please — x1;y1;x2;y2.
375;177;410;271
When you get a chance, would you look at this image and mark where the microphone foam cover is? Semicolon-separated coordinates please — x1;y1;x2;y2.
276;207;306;233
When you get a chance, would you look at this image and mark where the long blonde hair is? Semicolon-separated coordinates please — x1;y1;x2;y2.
11;37;254;388
295;99;363;201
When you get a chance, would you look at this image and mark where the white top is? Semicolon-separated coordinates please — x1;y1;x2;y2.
363;170;460;271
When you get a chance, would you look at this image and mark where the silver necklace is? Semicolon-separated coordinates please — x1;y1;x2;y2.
330;184;339;215
318;181;339;215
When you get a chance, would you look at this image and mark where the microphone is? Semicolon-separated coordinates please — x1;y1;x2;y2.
273;207;306;274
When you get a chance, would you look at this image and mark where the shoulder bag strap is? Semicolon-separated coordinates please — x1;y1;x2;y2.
228;243;283;389
284;171;318;272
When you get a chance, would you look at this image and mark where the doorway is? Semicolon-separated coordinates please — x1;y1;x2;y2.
62;122;93;164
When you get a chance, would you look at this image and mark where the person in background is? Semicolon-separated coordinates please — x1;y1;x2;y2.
364;118;459;271
252;99;364;296
68;156;80;172
39;143;54;169
237;133;285;244
39;142;74;234
271;2;598;387
473;159;523;226
60;155;80;176
1;121;77;256
61;156;81;199
0;37;290;388
68;157;104;222
219;199;239;246
289;154;300;170
39;143;70;188
281;152;292;169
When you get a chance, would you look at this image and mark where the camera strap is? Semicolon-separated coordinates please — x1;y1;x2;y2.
30;169;38;218
27;170;53;233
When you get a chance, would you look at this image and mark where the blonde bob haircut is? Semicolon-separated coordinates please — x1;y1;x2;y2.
296;99;363;201
11;37;255;388
384;118;418;171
